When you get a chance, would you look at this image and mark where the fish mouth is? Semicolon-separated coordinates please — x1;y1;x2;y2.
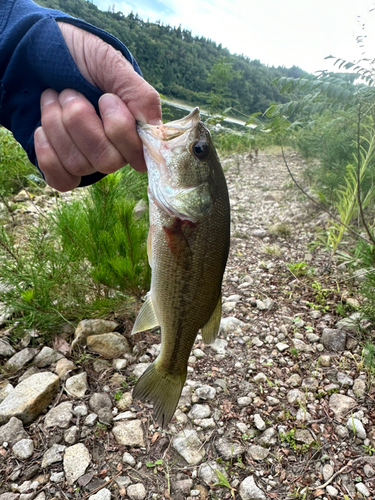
137;107;201;142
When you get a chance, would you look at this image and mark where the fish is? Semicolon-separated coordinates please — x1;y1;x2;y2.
132;107;230;428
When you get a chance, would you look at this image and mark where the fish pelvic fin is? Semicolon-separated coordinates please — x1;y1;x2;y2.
132;293;159;334
133;361;186;428
201;294;222;344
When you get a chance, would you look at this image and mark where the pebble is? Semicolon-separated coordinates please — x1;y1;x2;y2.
127;483;147;500
41;444;66;468
256;427;277;447
322;464;334;481
355;482;370;497
112;420;145;447
337;372;354;387
254;414;266;431
63;443;91;484
248;445;269;461
326;485;339;497
346;417;366;439
89;488;111;500
199;461;228;486
0;417;28;445
276;342;289;352
195;385;216;400
321;328;346;351
64;426;78;445
287;389;306;406
44;402;73;429
215;437;245;460
319;354;331;367
33;346;64;367
12;439;34;459
122;452;136;466
329;393;356;419
65;372;88;398
173;429;205;465
364;464;375;477
238;396;252;407
5;348;37;372
353;378;366;398
239;475;267;500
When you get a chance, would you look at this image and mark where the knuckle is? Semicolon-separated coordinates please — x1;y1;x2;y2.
61;99;92;129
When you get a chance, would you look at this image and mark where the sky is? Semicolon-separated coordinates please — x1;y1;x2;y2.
93;0;375;74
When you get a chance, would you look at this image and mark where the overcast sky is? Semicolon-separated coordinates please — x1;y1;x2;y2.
93;0;375;74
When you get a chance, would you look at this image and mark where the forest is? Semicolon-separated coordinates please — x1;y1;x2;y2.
36;0;305;116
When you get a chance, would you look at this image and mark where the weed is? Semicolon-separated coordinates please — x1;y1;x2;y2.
290;347;299;358
114;391;123;401
262;244;282;256
146;459;163;473
287;261;308;277
269;222;291;237
363;444;375;455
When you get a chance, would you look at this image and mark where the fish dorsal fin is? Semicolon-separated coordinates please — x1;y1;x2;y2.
201;294;222;344
132;293;159;334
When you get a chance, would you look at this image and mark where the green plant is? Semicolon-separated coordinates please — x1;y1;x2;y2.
363;444;375;455
146;459;163;473
114;391;123;401
212;469;236;499
290;347;299;358
287;261;308;277
269;222;291;237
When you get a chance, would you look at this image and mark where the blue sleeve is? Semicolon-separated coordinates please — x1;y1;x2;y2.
0;0;143;187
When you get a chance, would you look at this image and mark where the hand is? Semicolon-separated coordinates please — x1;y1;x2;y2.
34;22;162;191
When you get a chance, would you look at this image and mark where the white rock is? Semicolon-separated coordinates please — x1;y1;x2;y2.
112;420;145;447
254;414;266;431
65;372;88;398
12;438;34;459
89;488;112;500
173;429;205;465
63;443;91;485
346;417;366;439
127;483;146;500
355;482;370;497
239;475;267;500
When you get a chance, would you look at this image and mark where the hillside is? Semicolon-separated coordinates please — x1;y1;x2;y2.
35;0;305;116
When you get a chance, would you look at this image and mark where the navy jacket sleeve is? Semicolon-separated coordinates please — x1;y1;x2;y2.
0;0;143;186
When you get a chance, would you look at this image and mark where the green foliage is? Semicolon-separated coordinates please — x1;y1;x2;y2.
287;261;308;277
52;167;150;300
35;0;304;116
0;128;43;200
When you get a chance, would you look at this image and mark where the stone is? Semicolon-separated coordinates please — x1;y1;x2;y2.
173;429;205;465
215;437;245;460
237;396;252;407
0;383;14;404
55;358;76;380
287;374;301;387
18;366;39;383
63;443;91;484
295;429;314;445
322;464;334;482
41;444;66;468
5;348;37;372
239;475;267;500
132;363;150;379
210;338;228;354
276;342;289;352
254;414;266;431
195;385;216;400
337;372;353;387
171;479;194;494
122;451;136;466
87;332;131;359
199;461;228;486
127;483;146;500
72;319;119;348
113;358;128;370
296;408;311;421
0;338;16;358
319;354;331;367
12;438;34;459
116;392;132;411
112;420;145;447
0;494;19;500
219;316;245;335
336;424;349;438
0;416;28;445
256;428;277;447
355;482;370;497
84;413;98;426
0;372;59;425
44;402;73;429
287;389;306;406
89;392;112;413
301;378;319;391
248;445;269;461
292;338;313;353
64;426;78;445
346;417;366;439
321;328;346;351
364;464;375;477
50;471;65;483
326;485;339;497
33;347;64;367
253;373;267;383
188;404;211;420
194;417;215;429
98;407;113;426
306;333;320;343
65;372;88;398
329;393;356;419
353;378;366;398
89;489;111;500
337;315;361;333
73;404;88;417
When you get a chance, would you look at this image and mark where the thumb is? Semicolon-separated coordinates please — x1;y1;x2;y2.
57;21;162;125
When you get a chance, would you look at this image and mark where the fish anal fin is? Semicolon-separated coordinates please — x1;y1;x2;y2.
132;293;159;334
201;294;222;344
133;360;186;428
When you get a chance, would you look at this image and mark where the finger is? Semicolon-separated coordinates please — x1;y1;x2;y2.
34;127;81;192
57;22;162;125
59;89;127;174
99;93;146;172
40;89;96;177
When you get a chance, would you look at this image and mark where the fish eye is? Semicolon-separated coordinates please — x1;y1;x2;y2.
191;140;209;160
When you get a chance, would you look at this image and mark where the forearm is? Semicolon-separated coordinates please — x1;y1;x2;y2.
0;0;142;186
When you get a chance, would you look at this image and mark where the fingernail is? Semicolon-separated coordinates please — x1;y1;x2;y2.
41;89;58;108
59;89;81;107
99;93;120;116
35;127;49;147
148;118;163;126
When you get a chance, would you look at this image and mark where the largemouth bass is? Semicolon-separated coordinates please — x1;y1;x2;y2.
132;108;230;428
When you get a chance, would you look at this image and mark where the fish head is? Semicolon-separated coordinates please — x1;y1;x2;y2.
137;108;219;222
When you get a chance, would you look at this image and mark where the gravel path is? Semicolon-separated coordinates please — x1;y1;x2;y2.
0;151;374;500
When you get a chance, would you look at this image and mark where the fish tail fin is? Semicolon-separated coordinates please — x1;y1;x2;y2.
133;361;186;428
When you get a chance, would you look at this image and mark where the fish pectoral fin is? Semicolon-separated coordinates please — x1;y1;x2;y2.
133;361;187;428
132;293;159;334
201;294;222;344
